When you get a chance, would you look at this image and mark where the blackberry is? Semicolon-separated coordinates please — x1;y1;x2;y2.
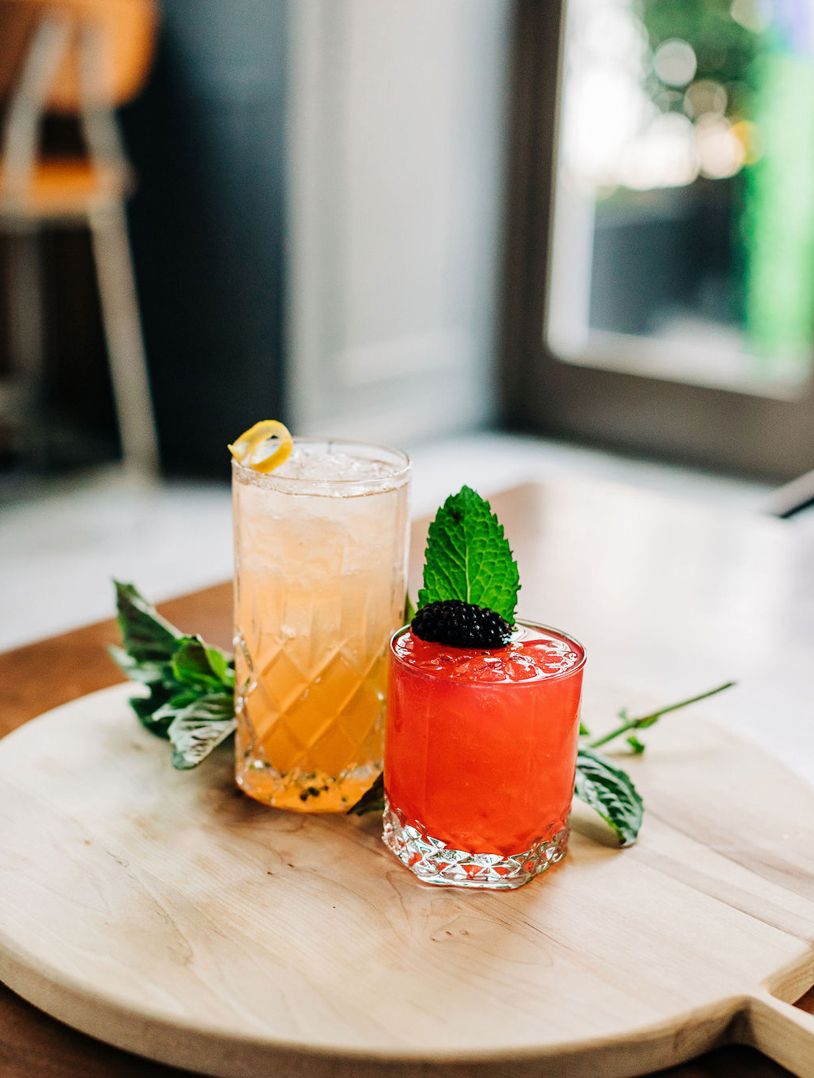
411;600;513;649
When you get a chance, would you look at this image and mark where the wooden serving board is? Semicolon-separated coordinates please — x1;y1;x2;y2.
1;685;813;1078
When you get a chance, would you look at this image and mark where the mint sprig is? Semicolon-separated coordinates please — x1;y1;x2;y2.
587;681;736;752
109;581;236;767
417;486;520;623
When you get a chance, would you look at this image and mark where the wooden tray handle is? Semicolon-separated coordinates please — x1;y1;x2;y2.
743;992;814;1076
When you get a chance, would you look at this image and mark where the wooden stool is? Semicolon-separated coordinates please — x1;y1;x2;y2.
0;0;159;474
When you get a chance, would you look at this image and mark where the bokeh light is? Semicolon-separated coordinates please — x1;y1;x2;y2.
684;79;728;119
560;0;767;192
653;38;698;88
695;114;746;178
618;112;699;189
729;0;769;33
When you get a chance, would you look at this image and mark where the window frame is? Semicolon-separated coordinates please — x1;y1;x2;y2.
500;0;814;481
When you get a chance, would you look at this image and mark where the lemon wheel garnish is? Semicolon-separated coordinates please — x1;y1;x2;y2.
228;420;293;474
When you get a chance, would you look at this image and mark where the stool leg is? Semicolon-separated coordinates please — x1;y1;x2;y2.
6;226;48;467
88;201;159;476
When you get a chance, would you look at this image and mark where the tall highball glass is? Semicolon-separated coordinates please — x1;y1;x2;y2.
232;438;410;812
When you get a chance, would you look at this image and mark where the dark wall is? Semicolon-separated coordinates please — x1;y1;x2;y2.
122;0;288;478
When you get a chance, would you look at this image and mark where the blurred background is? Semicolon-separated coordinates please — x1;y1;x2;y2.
1;0;813;647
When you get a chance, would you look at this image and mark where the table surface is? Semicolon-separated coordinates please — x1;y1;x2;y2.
1;479;812;1078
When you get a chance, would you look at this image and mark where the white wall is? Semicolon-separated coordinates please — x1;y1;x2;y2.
286;0;512;443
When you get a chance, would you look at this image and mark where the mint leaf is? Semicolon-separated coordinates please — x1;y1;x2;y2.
204;645;233;687
166;694;237;770
113;580;181;663
417;486;520;623
108;638;176;738
575;746;643;846
128;688;177;736
626;734;646;755
108;645;166;686
171;636;234;694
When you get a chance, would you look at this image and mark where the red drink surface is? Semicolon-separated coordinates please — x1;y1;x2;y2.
385;623;585;856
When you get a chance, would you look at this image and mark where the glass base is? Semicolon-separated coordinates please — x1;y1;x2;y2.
236;756;381;813
382;797;569;890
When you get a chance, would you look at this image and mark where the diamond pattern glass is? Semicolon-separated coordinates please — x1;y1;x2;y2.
383;621;586;889
232;441;409;812
383;798;569;890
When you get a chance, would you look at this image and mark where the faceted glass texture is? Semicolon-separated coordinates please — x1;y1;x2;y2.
233;440;410;812
383;622;585;888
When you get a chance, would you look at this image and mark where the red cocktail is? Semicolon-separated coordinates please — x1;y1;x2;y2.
383;621;586;889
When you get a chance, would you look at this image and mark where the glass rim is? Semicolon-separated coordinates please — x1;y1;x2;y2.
389;618;587;683
231;436;411;490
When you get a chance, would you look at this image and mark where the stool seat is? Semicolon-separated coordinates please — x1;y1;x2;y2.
0;157;130;221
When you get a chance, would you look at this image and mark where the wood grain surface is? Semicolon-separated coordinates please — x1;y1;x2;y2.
1;482;812;1077
1;682;814;1078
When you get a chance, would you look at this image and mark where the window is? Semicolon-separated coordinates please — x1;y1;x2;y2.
503;0;814;478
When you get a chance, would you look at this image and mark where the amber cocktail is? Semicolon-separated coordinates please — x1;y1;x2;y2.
383;621;586;888
233;439;410;812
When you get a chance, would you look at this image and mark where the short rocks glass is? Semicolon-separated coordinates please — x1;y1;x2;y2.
383;621;586;889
